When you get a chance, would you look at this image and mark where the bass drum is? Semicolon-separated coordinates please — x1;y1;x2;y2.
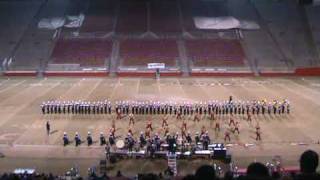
116;140;125;149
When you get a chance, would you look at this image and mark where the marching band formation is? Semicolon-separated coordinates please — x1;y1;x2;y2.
41;97;290;116
41;100;112;114
61;128;215;156
43;97;291;156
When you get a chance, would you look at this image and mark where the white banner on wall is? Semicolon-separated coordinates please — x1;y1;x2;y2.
147;63;165;69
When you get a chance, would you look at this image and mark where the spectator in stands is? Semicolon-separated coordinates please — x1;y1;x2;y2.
224;171;234;180
246;162;271;179
164;166;174;177
182;174;196;180
195;165;216;180
138;173;160;180
116;170;123;177
296;149;320;180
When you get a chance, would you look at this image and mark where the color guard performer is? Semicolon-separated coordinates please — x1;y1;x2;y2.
116;108;122;119
128;113;135;126
201;126;206;136
176;111;182;120
247;112;252;123
256;127;261;141
128;127;133;136
210;112;215;121
146;119;153;131
214;120;221;132
229;117;235;127
181;127;187;139
164;126;170;137
181;120;187;131
162;116;168;127
224;129;231;142
233;121;240;134
145;128;151;139
194;113;200;122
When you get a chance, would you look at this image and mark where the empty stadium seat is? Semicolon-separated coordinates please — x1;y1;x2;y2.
116;2;147;33
50;39;112;67
119;40;179;67
185;39;245;67
80;0;115;33
150;1;182;33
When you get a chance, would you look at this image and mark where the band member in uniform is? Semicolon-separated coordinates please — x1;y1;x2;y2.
268;102;272;115
286;100;290;114
109;133;115;146
195;132;200;144
139;131;147;147
63;132;69;146
126;133;135;152
41;103;45;114
75;132;81;147
202;132;210;150
186;132;192;144
229;96;233;103
273;101;277;115
100;132;106;146
262;101;266;115
87;132;93;146
62;101;66;114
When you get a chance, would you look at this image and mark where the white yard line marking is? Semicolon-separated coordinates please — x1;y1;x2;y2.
176;79;188;100
136;78;141;98
0;80;26;93
0;78;10;86
14;79;102;146
274;82;320;107
0;80;59;129
156;79;161;95
85;79;103;100
57;79;82;100
285;79;320;97
109;79;121;100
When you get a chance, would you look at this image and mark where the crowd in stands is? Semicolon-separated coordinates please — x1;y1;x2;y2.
1;150;319;180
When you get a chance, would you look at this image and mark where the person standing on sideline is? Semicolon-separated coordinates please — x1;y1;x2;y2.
46;120;50;135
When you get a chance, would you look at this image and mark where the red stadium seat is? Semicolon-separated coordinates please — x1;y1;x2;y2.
51;39;112;67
